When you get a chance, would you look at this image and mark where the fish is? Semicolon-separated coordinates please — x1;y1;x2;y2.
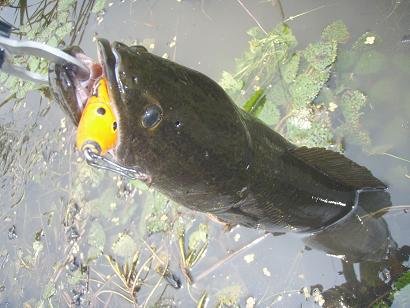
48;39;387;233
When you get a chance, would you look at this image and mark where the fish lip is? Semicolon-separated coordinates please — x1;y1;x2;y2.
96;39;151;181
48;46;102;126
96;38;123;152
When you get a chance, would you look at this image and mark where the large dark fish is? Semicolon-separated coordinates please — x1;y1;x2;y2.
49;39;387;233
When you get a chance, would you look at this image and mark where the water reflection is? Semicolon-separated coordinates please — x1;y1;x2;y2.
305;190;410;306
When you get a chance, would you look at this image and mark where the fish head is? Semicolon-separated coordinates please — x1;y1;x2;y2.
97;39;252;191
49;39;252;209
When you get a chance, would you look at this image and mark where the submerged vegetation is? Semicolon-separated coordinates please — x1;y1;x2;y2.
0;0;96;102
220;20;383;151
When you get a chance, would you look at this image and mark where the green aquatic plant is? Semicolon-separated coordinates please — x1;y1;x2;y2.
220;20;382;150
373;270;410;307
178;223;209;283
0;0;95;103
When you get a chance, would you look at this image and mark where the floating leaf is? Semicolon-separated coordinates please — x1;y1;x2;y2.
258;101;280;126
60;0;77;11
185;224;208;268
112;233;138;259
352;32;382;51
339;90;366;123
92;0;106;13
335;49;357;72
216;285;242;307
266;82;290;106
337;90;371;147
276;23;298;49
144;192;171;234
304;41;337;71
354;50;385;75
87;221;106;252
290;70;329;108
282;52;300;83
187;224;208;253
219;71;244;98
321;20;350;44
87;246;102;262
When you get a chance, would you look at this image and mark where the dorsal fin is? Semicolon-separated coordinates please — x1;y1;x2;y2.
288;147;387;189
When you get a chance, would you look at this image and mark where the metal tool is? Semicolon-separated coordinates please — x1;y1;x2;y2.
0;20;89;84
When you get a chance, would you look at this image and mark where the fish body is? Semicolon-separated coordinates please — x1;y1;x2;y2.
49;39;386;233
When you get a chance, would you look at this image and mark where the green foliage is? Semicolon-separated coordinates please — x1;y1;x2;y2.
112;233;138;259
373;270;410;307
395;271;410;290
354;50;386;75
92;0;106;13
187;224;208;253
0;0;78;103
304;41;337;71
219;20;386;150
87;221;106;258
144;192;173;234
216;285;242;307
352;32;382;51
219;71;244;97
289;70;330;108
242;89;266;115
337;90;371;147
286;109;334;148
282;52;300;84
321;20;350;44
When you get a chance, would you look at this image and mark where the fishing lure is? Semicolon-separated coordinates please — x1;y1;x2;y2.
76;78;118;155
75;77;149;181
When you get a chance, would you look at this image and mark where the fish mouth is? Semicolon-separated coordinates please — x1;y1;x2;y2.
48;39;150;181
48;46;104;126
48;40;122;147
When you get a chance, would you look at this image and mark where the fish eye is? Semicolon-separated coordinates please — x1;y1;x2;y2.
141;104;163;128
113;121;117;131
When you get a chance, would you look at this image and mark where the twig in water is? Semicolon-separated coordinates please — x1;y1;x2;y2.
283;5;328;22
236;0;267;35
143;261;168;308
382;152;410;164
195;233;270;282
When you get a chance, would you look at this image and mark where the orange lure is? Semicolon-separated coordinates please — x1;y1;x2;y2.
76;78;118;155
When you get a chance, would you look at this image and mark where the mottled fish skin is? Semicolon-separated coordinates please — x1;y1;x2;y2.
49;39;387;233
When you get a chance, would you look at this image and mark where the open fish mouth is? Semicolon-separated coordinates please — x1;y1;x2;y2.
48;40;122;127
48;45;105;126
48;40;151;183
48;41;121;143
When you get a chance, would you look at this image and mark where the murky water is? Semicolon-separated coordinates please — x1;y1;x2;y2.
1;0;410;307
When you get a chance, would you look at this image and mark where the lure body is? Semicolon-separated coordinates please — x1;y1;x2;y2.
76;78;117;155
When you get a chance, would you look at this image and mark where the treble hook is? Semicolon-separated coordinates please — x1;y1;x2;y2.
83;147;151;183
